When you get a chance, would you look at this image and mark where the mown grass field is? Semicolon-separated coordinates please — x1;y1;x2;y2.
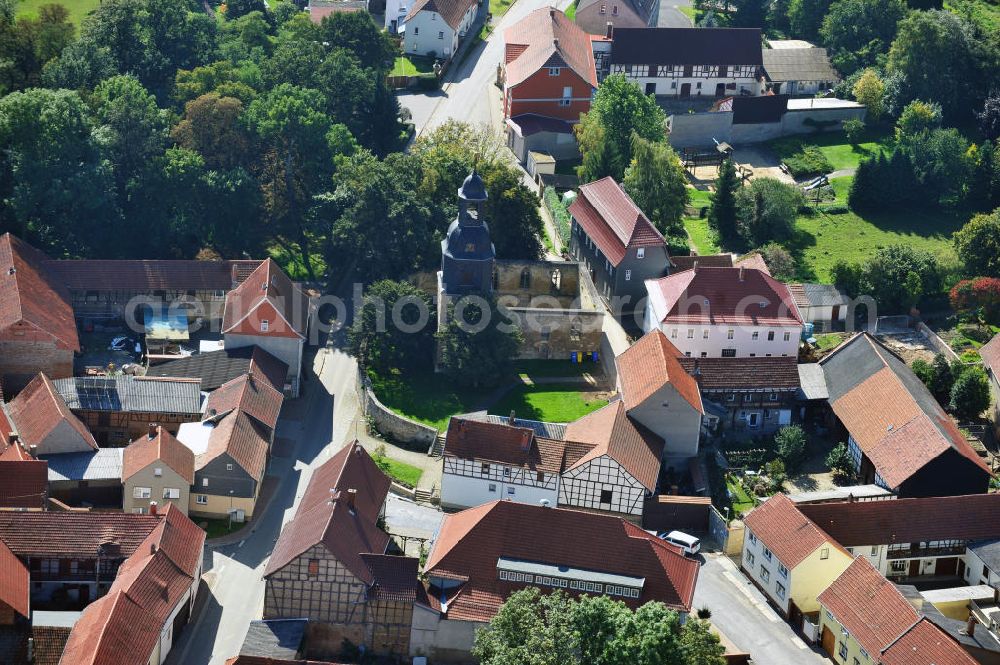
18;0;100;24
767;129;894;172
390;55;435;77
376;456;423;487
489;384;608;423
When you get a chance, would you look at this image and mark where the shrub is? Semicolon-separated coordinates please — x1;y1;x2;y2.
774;425;807;472
782;145;834;178
825;442;855;480
843;118;865;144
543;186;571;247
950;368;991;419
949;277;1000;324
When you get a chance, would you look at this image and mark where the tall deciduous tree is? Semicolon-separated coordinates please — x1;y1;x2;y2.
576;74;666;181
787;0;832;41
950;367;991;418
0;88;117;256
349;279;434;374
852;68;884;120
171;93;251;170
819;0;906;74
734;177;803;247
954;208;1000;278
622;134;690;241
437;293;523;389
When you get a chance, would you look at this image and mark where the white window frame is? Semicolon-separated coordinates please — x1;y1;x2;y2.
133;486;151;499
196;494;208;505
163;487;181;500
624;269;631;281
260;320;269;332
636;247;645;259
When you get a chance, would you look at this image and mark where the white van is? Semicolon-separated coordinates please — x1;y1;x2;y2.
657;530;701;556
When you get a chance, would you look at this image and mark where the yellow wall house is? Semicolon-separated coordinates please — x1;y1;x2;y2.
817;557;976;665
741;493;852;626
122;424;195;516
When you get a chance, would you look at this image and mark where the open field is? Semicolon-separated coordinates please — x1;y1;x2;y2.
390;55;435;76
18;0;100;23
488;384;608;423
768;129;894;173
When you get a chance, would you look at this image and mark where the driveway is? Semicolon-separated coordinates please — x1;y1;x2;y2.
694;554;829;665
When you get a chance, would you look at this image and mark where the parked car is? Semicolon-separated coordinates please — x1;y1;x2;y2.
657;530;701;556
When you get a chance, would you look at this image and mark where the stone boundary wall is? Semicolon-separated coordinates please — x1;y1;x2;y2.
357;370;439;446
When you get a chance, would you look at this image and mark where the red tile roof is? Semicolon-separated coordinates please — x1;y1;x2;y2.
0;455;48;509
799;493;1000;547
670;254;734;271
743;493;846;568
405;0;477;29
444;417;583;474
223;259;310;339
197;410;270;481
821;334;992;489
817;557;921;658
424;501;699;622
733;252;771;275
264;442;392;582
59;504;206;665
568;177;665;267
361;553;419;602
205;373;284;432
0;537;28;618
881;618;978;665
616;330;703;413
678;356;801;391
504;7;597;88
981;333;1000;377
122;425;195;485
645;266;802;326
0;233;78;352
563;401;664;491
7;373;97;453
0;511;161;559
44;257;259;291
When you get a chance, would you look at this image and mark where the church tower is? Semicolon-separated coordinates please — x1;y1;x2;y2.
436;170;497;348
439;169;495;296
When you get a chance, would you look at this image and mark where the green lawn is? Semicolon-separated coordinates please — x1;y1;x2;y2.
376;456;424;487
514;359;603;378
814;332;849;350
369;370;490;431
197;518;243;540
768;129;894;173
489;384;608;423
789;177;962;282
390;55;435;77
725;477;755;516
18;0;100;23
266;242;326;282
682;188;721;255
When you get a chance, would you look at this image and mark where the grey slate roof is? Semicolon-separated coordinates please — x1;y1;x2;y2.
609;28;763;66
460;411;568;440
789;283;849;309
797;363;828;400
42;448;123;482
762;47;838;83
969;539;1000;575
51;376;203;415
239;619;308;659
144;347;288;392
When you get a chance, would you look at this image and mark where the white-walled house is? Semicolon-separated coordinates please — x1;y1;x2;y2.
643;266;803;359
605;27;764;97
403;0;479;59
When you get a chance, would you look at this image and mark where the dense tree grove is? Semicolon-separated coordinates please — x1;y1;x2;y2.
473;589;726;665
0;1;547;287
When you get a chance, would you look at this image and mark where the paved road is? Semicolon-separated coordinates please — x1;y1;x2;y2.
694;554;829;665
398;0;576;137
166;345;360;665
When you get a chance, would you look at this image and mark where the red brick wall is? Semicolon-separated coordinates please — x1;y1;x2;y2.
0;337;73;394
505;67;593;122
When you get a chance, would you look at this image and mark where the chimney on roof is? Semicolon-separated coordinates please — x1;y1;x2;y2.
508;410;516;426
148;423;157;440
150;542;158;555
693;260;698;273
149;501;158;516
346;488;357;511
739;266;745;281
28;444;37;458
550;7;555;17
692;360;701;384
606;21;613;39
7;432;15;445
553;37;559;48
7;267;14;276
965;615;977;637
847;492;855;503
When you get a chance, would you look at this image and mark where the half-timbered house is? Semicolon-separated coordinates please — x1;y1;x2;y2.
606;27;764;97
264;442;418;657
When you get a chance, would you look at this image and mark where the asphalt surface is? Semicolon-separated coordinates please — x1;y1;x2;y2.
693;554;829;665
